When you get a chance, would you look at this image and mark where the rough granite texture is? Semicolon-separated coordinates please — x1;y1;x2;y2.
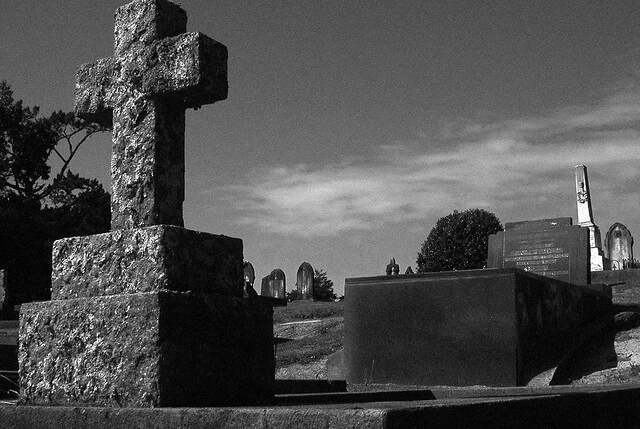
19;0;275;410
19;292;274;407
51;225;243;299
74;0;228;229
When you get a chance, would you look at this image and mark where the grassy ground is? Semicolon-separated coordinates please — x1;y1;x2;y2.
273;300;344;378
273;300;344;324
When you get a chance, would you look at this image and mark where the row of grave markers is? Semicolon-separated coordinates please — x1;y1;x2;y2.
244;261;315;301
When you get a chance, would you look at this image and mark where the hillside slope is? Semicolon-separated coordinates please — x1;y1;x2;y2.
273;301;343;379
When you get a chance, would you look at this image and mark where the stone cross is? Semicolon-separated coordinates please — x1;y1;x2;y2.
75;0;228;229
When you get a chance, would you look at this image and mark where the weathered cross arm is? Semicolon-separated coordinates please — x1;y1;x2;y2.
75;32;227;128
143;32;228;108
75;57;118;127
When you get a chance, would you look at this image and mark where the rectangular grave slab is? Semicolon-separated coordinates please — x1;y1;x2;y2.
19;291;274;407
487;217;590;285
344;268;611;388
51;225;243;299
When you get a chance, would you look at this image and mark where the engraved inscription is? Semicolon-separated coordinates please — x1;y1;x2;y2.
503;230;571;278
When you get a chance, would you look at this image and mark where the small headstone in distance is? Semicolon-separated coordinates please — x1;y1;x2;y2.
606;223;634;270
260;269;287;306
270;269;286;299
296;262;314;300
386;258;399;275
243;261;256;297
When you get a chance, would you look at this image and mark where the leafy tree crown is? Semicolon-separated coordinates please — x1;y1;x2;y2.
416;208;503;272
313;269;337;302
0;81;109;308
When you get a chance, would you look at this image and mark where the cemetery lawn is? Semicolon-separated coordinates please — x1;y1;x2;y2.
273;300;343;379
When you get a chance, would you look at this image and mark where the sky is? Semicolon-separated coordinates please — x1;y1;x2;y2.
2;0;640;296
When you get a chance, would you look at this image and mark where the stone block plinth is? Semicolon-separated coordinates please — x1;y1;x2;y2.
345;269;611;388
19;291;274;407
52;225;243;299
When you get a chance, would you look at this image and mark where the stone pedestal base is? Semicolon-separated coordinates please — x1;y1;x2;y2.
19;291;274;407
51;225;244;299
590;248;606;272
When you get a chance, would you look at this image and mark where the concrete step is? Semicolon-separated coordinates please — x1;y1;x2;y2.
1;384;639;428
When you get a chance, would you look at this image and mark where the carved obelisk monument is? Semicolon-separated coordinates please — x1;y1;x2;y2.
575;164;606;271
19;0;274;407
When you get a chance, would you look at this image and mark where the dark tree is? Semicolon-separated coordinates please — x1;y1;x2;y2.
0;81;109;309
313;269;337;302
416;208;503;273
286;289;300;302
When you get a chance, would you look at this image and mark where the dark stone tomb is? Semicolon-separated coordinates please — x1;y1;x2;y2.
344;269;611;388
487;217;590;285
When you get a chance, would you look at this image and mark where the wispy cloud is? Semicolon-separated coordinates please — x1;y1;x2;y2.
225;86;640;237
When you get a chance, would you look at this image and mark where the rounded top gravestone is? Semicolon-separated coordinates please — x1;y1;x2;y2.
243;261;255;287
296;262;314;300
606;223;634;269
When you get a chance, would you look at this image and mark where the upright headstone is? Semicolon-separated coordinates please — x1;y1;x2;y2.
243;261;256;297
487;217;589;285
261;274;271;297
575;165;606;271
386;258;399;275
19;0;273;408
270;269;286;299
260;269;286;299
296;261;314;300
606;223;634;270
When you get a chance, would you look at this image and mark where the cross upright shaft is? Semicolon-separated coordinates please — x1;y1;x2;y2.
75;0;227;230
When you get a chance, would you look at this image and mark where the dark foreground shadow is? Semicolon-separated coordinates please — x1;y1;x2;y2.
551;309;640;385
